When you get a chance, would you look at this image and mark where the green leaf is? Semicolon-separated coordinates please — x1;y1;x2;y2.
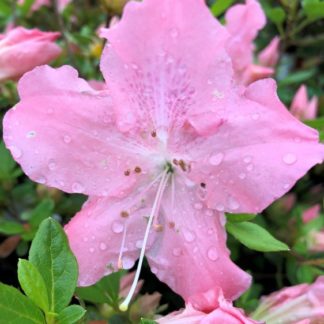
302;0;324;20
76;271;125;307
0;283;45;323
226;222;290;252
266;7;286;25
211;0;235;17
278;68;316;86
21;199;55;228
226;213;257;223
140;319;157;324
56;305;86;324
18;259;49;313
0;141;22;180
29;218;78;313
0;219;25;235
18;0;36;15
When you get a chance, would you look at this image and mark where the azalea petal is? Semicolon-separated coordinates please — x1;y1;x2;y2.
3;65;153;197
184;79;324;213
146;177;251;301
100;0;231;134
65;187;157;286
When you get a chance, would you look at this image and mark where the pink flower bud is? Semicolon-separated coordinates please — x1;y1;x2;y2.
258;37;280;67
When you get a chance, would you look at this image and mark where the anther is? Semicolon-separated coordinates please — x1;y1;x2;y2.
151;130;157;137
124;170;131;176
173;159;179;165
134;166;142;173
168;221;175;229
179;160;187;172
120;211;129;218
153;224;164;232
200;182;206;188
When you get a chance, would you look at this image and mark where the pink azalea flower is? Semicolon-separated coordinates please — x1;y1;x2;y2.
258;37;280;68
290;85;318;120
225;0;274;84
252;276;324;323
0;27;61;82
18;0;71;12
3;0;324;310
158;288;260;323
302;204;321;223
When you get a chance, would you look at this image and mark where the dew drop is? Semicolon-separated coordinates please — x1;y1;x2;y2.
10;146;22;159
207;229;214;235
26;130;36;138
36;176;46;184
151;267;158;274
246;163;254;172
48;160;57;171
99;242;107;251
63;135;71;144
282;153;297;165
183;229;196;242
72;182;85;193
243;156;252;164
89;247;95;253
83;237;89;242
215;203;225;212
111;221;124;234
239;173;246;179
172;248;182;257
207;247;219;261
209;152;224;166
205;209;214;217
227;196;240;210
283;183;290;189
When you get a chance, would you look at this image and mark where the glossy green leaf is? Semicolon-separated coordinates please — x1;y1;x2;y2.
226;213;257;223
0;282;45;324
140;319;157;324
278;68;316;86
0;219;25;235
302;0;324;20
226;222;290;252
29;218;78;313
0;141;22;180
56;305;86;324
18;259;49;313
211;0;235;17
266;7;286;25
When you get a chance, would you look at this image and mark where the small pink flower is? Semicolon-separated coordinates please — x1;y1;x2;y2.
252;276;324;323
3;0;324;310
158;288;260;323
302;204;321;223
0;27;61;82
290;85;318;120
258;37;280;68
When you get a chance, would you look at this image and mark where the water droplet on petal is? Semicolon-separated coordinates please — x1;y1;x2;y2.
239;173;246;179
89;247;95;253
172;248;182;257
227;195;240;210
72;182;85;193
48;160;57;171
283;153;297;165
151;267;158;274
246;163;254;172
63;135;71;144
215;203;225;212
83;237;89;242
209;152;224;166
283;183;290;189
205;209;214;217
183;229;196;242
243;156;252;164
26;130;36;138
10;146;22;159
36;176;46;184
111;221;124;234
207;247;219;261
100;242;107;251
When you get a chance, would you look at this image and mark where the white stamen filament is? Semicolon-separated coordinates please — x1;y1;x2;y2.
119;169;170;311
118;226;128;269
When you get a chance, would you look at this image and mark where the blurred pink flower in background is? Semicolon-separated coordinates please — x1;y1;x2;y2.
0;27;61;82
158;288;260;323
18;0;71;12
3;0;324;311
252;276;324;323
258;37;280;68
225;0;275;85
290;85;318;120
302;204;321;224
